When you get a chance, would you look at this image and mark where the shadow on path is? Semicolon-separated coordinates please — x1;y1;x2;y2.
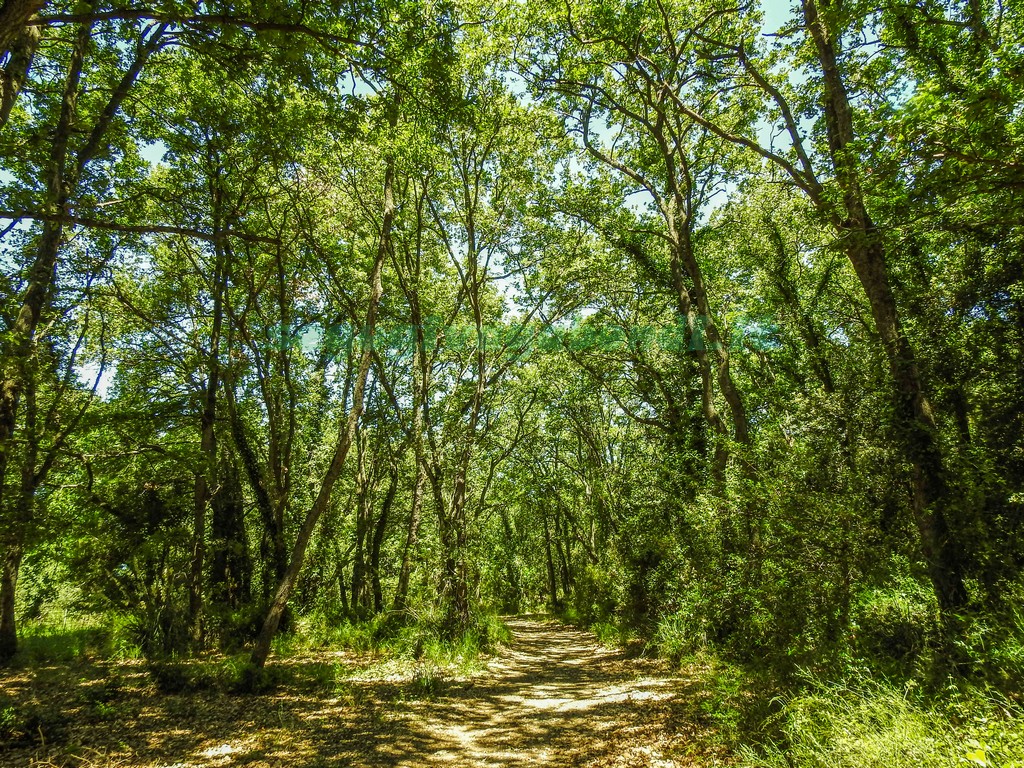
0;617;727;767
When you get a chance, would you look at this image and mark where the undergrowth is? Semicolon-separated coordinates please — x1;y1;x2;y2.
742;679;1024;768
561;579;1024;768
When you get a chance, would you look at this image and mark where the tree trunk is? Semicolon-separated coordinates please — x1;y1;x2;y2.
801;0;967;622
369;465;398;613
393;318;428;612
0;19;40;128
0;545;21;661
188;195;227;645
393;455;425;611
350;431;373;615
543;509;558;608
224;382;285;607
0;14;89;506
249;148;395;671
210;454;251;610
440;470;472;633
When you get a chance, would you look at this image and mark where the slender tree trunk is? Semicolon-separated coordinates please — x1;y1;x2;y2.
0;361;40;662
0;22;89;661
393;318;428;612
0;21;162;660
0;545;21;661
249;150;395;671
188;195;226;645
224;382;283;606
350;431;373;615
210;454;251;609
369;466;398;613
543;509;558;608
0;15;89;496
553;506;571;598
393;453;425;611
0;16;162;481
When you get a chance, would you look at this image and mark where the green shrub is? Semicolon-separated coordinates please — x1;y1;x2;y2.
567;564;618;625
655;601;709;662
852;577;937;668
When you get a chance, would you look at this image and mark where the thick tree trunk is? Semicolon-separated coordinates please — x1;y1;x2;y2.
249;153;394;671
0;545;21;661
0;19;39;128
801;0;967;621
0;0;44;61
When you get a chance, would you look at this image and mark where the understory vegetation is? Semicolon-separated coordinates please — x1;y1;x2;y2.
2;0;1023;765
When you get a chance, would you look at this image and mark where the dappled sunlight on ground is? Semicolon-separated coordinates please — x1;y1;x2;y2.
0;618;732;767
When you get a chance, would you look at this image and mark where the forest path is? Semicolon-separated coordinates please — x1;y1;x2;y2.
355;616;720;767
0;617;731;767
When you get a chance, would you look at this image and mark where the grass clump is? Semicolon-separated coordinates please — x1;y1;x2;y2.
741;679;1024;768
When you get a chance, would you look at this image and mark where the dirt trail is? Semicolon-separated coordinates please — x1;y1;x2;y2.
0;617;729;767
361;616;713;767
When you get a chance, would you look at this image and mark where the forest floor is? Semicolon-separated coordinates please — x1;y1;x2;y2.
0;616;735;767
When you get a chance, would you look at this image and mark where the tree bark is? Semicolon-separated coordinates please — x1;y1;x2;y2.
350;430;374;615
801;0;967;621
0;0;44;61
392;461;425;611
0;18;39;128
224;381;285;606
392;244;430;612
0;545;22;661
188;180;227;646
249;150;395;670
369;465;398;613
210;454;251;609
543;508;559;608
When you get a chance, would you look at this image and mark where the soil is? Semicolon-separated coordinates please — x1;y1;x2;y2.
0;616;733;767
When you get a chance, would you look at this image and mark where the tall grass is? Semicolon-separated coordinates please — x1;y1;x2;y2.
741;679;1024;768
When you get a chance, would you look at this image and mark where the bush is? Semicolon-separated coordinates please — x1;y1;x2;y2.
655;592;710;662
852;577;937;668
567;564;618;625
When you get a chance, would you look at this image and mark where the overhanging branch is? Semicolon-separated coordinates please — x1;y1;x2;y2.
0;209;280;245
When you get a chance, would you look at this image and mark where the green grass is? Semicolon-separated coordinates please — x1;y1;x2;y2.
736;678;1024;768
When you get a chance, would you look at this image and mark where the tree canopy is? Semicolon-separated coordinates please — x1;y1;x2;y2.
1;0;1022;702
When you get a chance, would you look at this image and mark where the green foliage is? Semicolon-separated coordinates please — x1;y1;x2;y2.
1;3;1022;767
0;698;67;748
743;681;1024;768
565;564;619;626
851;573;938;670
